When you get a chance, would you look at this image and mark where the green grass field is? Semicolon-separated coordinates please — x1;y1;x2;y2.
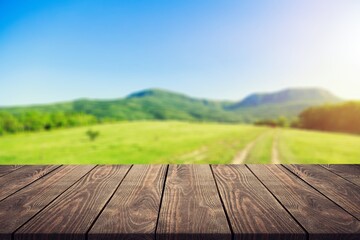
0;121;359;164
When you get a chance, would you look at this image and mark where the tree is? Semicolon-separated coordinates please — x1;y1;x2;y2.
0;112;21;133
19;111;45;131
51;112;68;128
86;129;100;141
276;116;289;127
68;113;97;127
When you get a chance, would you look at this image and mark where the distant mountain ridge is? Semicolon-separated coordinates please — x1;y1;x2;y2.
231;88;340;108
126;88;188;99
225;88;342;120
0;87;342;122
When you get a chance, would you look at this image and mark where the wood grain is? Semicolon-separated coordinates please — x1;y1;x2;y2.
248;164;360;240
212;164;306;240
0;165;59;201
0;165;95;240
0;164;358;239
156;164;231;240
321;165;360;186
89;165;167;240
284;164;360;220
0;165;23;177
15;165;131;240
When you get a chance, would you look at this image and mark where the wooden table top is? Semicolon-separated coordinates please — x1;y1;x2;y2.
0;164;359;240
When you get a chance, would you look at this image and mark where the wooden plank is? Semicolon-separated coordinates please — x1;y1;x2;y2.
0;165;95;240
0;165;23;177
321;165;360;186
248;165;360;240
212;165;306;240
156;165;231;240
15;165;131;240
0;165;60;201
89;165;167;240
284;164;360;220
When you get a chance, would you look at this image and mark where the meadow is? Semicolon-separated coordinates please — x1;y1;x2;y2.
0;121;359;164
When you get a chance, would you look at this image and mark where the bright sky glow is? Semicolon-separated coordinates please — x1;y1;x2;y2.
0;0;359;105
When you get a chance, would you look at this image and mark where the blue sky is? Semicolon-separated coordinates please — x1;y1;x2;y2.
1;0;359;106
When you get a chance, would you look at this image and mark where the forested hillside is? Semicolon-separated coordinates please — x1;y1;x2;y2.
0;88;344;135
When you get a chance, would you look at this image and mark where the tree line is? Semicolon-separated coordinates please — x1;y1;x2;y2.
298;101;360;134
0;111;97;135
254;116;291;128
255;101;360;135
1;101;359;136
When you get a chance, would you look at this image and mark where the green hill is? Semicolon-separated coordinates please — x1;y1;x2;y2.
71;89;241;122
0;87;342;123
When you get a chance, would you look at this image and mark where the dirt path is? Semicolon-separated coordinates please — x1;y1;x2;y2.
271;131;281;164
231;134;265;164
180;147;208;164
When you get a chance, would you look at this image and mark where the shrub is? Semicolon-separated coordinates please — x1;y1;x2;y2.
86;129;100;141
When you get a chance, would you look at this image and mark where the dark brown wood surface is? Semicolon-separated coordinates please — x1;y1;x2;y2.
15;165;131;240
248;164;360;240
321;164;360;186
156;165;231;240
0;165;23;177
0;165;95;240
284;164;360;220
88;165;167;240
0;165;59;201
0;164;358;240
212;164;306;240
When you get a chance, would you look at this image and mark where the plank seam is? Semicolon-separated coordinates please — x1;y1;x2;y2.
318;164;360;187
281;164;360;221
0;165;62;204
155;164;169;240
85;165;134;240
11;165;98;239
210;165;234;240
245;164;310;240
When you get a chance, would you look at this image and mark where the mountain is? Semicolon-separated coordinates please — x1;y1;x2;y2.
69;89;241;122
230;88;340;108
1;88;242;122
227;88;342;119
0;87;342;122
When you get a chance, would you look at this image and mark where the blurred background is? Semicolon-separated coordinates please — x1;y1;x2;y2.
0;0;359;164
